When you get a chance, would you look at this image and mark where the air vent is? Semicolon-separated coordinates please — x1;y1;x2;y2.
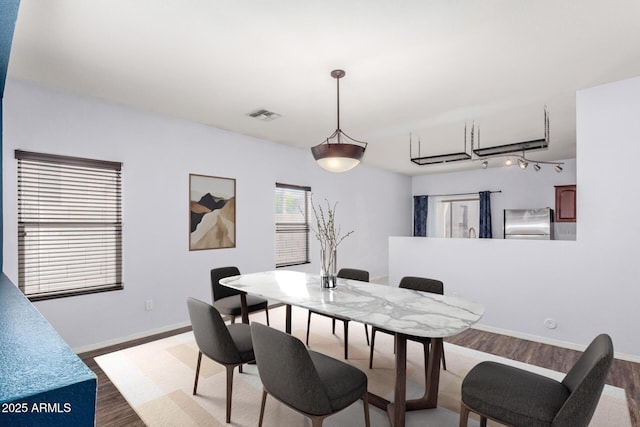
247;109;282;121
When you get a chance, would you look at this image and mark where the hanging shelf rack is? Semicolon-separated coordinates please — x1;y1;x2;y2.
409;123;471;165
472;106;549;157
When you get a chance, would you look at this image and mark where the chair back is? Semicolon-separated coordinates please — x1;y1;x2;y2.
338;268;369;282
210;266;241;302
251;322;333;415
554;333;614;426
399;276;443;295
186;297;242;365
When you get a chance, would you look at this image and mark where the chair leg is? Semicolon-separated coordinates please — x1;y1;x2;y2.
480;417;487;427
332;318;336;335
193;351;203;395
311;416;325;427
265;305;270;326
343;320;349;359
306;311;312;346
442;346;447;371
230;316;236;324
459;402;470;427
225;365;235;423
362;391;371;427
364;324;370;346
369;329;376;369
258;389;268;427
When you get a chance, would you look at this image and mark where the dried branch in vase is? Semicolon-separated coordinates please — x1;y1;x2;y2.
310;195;354;253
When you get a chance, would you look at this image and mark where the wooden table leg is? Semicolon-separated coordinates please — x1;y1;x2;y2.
391;333;408;427
406;337;443;411
368;336;443;427
240;293;249;324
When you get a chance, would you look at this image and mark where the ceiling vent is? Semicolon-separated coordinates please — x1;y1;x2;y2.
247;109;282;121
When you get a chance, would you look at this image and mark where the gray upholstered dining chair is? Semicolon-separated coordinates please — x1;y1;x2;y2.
306;268;370;359
369;276;447;370
251;322;371;427
460;333;614;427
211;266;269;325
186;297;255;424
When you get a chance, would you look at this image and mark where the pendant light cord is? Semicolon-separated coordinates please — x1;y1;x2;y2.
336;74;341;141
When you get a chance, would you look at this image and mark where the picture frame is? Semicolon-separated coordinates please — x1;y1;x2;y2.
189;174;236;251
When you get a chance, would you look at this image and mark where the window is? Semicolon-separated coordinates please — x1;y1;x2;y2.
16;150;123;300
275;183;310;267
427;195;479;238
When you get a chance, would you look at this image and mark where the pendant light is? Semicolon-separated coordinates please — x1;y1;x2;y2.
311;69;367;172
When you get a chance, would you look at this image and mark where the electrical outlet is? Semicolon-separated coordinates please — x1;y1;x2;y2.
145;299;153;311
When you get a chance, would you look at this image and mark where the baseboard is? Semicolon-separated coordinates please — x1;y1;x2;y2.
473;323;640;363
73;307;640;364
72;321;191;354
74;302;286;354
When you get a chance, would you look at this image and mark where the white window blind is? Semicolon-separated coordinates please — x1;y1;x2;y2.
275;183;310;267
16;150;123;300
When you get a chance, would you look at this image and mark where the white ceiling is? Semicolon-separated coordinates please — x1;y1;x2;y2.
7;0;640;175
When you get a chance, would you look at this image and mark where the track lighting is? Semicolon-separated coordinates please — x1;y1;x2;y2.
518;159;528;170
477;154;563;172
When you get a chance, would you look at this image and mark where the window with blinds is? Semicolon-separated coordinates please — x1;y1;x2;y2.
275;183;310;267
16;150;123;300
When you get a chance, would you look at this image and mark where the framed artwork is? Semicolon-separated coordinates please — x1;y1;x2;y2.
189;174;236;250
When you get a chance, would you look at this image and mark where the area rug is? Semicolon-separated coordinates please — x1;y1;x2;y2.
95;306;632;426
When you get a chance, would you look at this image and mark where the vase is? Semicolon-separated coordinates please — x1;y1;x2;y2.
320;246;337;289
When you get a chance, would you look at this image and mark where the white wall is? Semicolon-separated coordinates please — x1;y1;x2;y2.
391;75;640;358
2;79;412;350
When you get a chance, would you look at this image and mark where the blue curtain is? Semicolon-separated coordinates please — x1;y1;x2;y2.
479;191;492;238
413;195;428;236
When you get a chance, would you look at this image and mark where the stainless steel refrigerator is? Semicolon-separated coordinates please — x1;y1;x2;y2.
503;208;554;240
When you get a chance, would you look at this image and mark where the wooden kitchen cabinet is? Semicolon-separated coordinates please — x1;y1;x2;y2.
555;185;576;222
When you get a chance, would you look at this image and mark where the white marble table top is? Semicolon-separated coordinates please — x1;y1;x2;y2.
220;270;484;338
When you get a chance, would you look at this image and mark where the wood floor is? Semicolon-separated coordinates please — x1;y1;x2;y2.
79;326;640;427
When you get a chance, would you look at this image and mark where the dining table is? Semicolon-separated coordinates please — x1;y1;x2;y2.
220;270;484;427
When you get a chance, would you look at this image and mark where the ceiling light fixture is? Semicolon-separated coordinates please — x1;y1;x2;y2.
311;69;367;173
473;124;564;172
490;154;563;171
518;158;528;170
